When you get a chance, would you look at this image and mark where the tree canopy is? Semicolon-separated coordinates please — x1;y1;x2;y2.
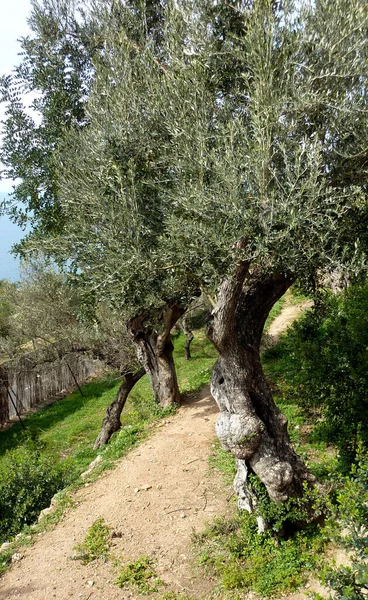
26;0;368;311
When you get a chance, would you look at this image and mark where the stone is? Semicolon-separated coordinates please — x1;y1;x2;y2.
0;542;11;551
80;455;103;478
11;553;23;563
38;506;53;521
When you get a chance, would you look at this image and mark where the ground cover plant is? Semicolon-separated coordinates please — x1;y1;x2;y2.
115;555;163;593
0;331;217;547
73;517;111;564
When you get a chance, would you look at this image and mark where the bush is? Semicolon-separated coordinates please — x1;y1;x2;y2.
285;283;368;471
0;436;73;543
314;450;368;600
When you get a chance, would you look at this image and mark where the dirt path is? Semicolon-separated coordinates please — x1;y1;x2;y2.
267;300;312;343
0;300;320;600
0;387;232;600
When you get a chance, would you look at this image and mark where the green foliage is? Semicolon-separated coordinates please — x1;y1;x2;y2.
313;451;368;600
284;283;368;471
0;0;96;236
73;517;111;564
9;0;367;315
248;475;327;535
194;511;327;597
115;556;163;593
0;436;73;543
0;279;16;338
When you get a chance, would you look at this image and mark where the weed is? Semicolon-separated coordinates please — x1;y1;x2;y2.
73;517;111;564
115;555;163;593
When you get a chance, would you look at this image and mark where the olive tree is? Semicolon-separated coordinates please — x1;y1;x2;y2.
9;0;368;512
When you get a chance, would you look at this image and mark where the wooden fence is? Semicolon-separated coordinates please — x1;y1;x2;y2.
0;353;100;426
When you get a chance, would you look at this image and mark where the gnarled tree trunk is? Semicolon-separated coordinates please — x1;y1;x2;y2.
208;266;315;512
128;305;184;408
94;367;145;449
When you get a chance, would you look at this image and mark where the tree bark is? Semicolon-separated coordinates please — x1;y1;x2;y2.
208;267;315;510
93;368;145;449
128;305;184;408
180;314;194;360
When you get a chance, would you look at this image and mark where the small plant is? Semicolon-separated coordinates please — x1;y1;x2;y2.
73;517;111;564
115;555;163;593
156;593;195;600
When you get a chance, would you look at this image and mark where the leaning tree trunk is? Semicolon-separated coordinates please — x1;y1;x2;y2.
93;368;145;449
128;305;184;408
208;266;315;514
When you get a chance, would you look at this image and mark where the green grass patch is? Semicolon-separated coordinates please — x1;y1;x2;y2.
115;555;163;593
73;517;111;564
173;329;217;394
193;511;328;597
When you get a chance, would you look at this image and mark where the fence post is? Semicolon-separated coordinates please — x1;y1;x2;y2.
0;365;9;426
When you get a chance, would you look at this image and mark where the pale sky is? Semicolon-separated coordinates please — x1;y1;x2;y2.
0;0;32;193
0;0;32;279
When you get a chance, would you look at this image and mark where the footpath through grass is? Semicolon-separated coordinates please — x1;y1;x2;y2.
0;330;217;550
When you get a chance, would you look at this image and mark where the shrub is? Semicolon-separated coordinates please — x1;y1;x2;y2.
0;436;73;543
313;450;368;600
284;283;368;471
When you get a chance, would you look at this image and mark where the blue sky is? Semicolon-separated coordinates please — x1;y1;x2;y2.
0;0;32;280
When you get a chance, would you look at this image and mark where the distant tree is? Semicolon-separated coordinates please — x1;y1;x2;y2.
0;280;16;338
0;261;145;446
0;0;185;409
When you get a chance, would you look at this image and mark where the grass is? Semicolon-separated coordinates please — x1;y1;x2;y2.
73;517;111;564
193;509;328;597
115;555;163;593
264;296;285;331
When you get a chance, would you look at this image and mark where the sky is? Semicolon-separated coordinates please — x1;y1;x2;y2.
0;0;32;280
